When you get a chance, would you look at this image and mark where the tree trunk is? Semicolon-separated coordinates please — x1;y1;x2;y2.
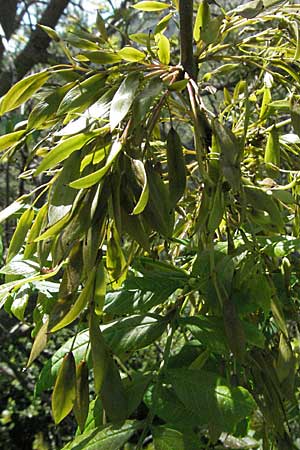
179;0;196;80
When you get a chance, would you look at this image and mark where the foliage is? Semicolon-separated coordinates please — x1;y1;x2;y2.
1;0;300;449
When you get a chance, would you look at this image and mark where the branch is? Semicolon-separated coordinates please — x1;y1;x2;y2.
0;0;70;96
179;0;196;80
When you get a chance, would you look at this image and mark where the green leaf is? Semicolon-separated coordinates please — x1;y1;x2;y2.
73;361;89;432
212;119;241;191
10;284;30;320
94;260;107;315
124;372;152;417
104;274;184;315
101;357;127;422
132;77;163;125
27;319;49;367
167;128;186;207
181;316;228;354
96;11;108;40
0;130;26;152
0;71;50;115
39;24;60;42
167;369;256;433
7;207;35;262
0;200;26;224
258;236;300;258
132;1;170;11
61;420;141;450
27;83;75;130
291;97;300;137
194;0;210;42
131;160;149;214
89;313;109;394
155;12;173;34
157;34;170;65
35;330;89;395
110;73;140;131
58;73;106;115
102;314;168;354
118;47;146;62
69;140;123;189
153;426;199;450
80;51;121;64
52;352;76;424
233;0;264;19
35;130;100;175
51;268;96;332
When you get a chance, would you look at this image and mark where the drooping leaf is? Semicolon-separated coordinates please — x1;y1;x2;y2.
94;260;107;315
35;330;89;395
73;361;89;432
69;140;123;189
131;159;149;215
50;267;96;332
89;313;109;394
52;352;76;424
7;207;35;262
167;128;186;207
110;73;140;131
27;319;49;367
101;357;128;422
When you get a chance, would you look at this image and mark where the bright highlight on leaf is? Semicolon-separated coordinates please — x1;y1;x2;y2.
110;73;140;130
132;1;170;11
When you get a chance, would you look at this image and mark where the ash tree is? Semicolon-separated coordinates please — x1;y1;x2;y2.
1;0;300;449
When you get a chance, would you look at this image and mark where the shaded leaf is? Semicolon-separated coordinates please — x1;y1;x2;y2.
52;352;76;424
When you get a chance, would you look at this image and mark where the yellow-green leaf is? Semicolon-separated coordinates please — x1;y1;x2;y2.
157;34;170;65
35;130;100;175
194;0;210;42
118;47;146;62
7;207;35;262
0;130;26;152
132;1;170;11
52;352;76;424
51;267;96;332
94;261;107;315
131;159;149;215
69;140;123;189
0;71;50;115
27;319;49;367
